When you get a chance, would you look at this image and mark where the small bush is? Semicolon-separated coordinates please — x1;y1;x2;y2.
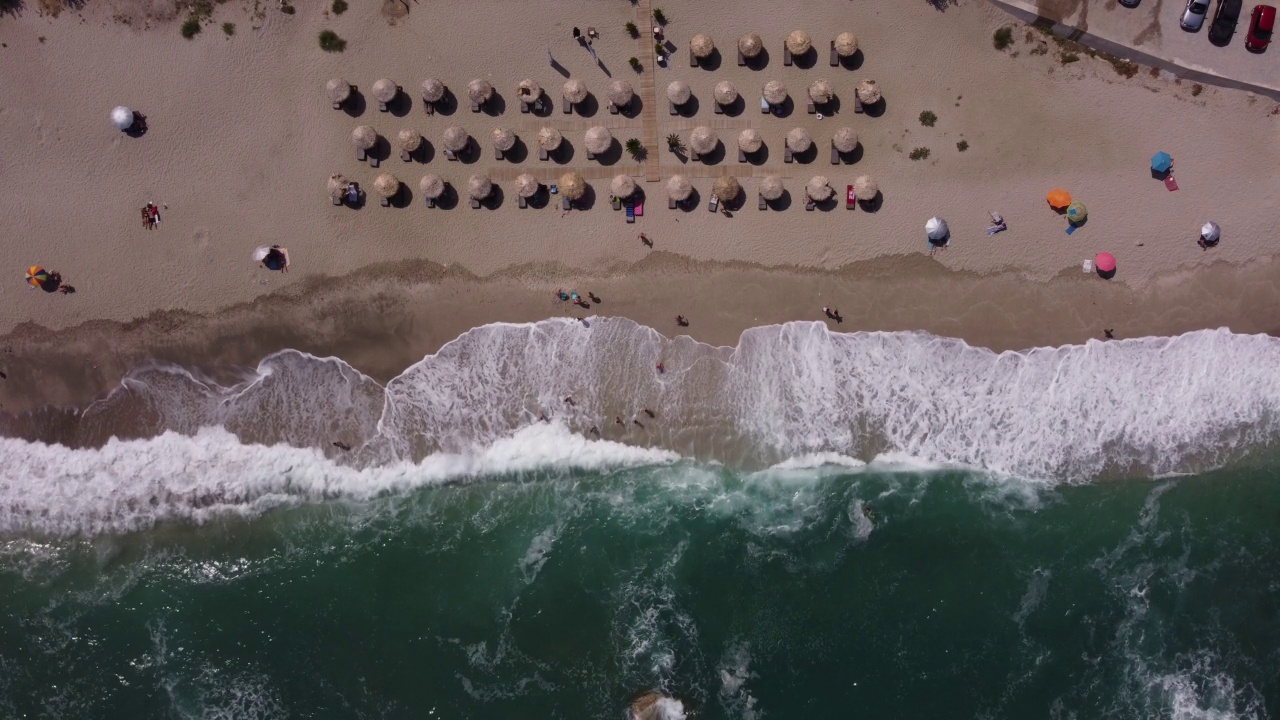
1060;51;1080;64
1191;83;1204;96
1110;58;1139;78
909;147;931;161
919;110;937;127
319;29;346;52
180;18;201;39
629;56;642;71
625;138;644;160
281;2;296;14
956;140;969;152
222;22;235;36
332;0;348;14
993;26;1013;51
655;42;665;55
625;21;638;38
652;8;667;24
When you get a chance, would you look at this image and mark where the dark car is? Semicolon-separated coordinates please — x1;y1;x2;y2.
1246;4;1276;49
1209;0;1244;44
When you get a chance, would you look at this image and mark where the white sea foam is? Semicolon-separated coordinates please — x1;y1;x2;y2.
6;321;1280;535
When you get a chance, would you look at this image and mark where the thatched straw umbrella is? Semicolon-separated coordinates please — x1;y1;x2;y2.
442;126;469;153
856;79;882;105
737;128;763;154
689;126;718;156
515;173;540;198
714;81;738;106
491;127;517;152
419;174;445;200
562;79;588;104
833;127;859;153
421;78;446;103
690;34;715;59
374;173;401;199
854;175;879;199
786;30;812;55
739;33;763;58
608;79;634;108
468;174;492;201
372;79;399;104
327;79;352;104
763;80;787;105
584;126;613;155
667;175;692;202
808;79;835;104
806;176;834;201
611;174;636;198
351;125;377;151
537;126;563;151
559;171;586;201
328;173;347;203
468;79;494;105
760;175;784;201
787;127;813;153
713;175;741;202
397;129;423;153
835;32;859;57
516;79;541;104
667;80;691;105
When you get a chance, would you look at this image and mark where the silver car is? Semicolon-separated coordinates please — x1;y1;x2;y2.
1182;0;1211;30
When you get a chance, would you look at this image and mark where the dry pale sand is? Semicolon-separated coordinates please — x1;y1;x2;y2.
0;0;1278;360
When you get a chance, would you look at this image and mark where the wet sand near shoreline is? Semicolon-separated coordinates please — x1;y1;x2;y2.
2;254;1278;434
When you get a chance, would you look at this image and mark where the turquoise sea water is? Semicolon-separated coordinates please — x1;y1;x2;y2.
2;463;1277;719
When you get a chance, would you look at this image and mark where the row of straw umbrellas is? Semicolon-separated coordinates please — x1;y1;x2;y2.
692;30;862;60
329;171;880;205
350;125;606;156
327;75;883;114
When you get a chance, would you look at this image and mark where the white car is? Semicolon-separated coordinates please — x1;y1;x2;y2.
1182;0;1211;30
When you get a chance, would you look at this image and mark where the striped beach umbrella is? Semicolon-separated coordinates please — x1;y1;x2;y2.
26;266;48;288
1066;200;1087;223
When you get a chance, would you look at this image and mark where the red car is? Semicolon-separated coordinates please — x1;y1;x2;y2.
1246;4;1276;50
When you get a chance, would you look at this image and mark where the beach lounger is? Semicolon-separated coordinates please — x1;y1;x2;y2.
357;148;367;162
586;150;596;160
690;46;698;67
853;96;864;113
381;196;391;207
369;156;379;168
626;202;636;223
539;147;549;161
807;99;816;114
471;198;480;209
424;101;434;115
761;96;770;114
690;149;700;162
784;143;793;163
715;102;724;115
378;101;388;112
738;49;746;66
738;148;746;163
830;40;838;66
613;197;622;210
426;197;435;208
562;196;571;210
445;149;458;161
495;147;504;161
805;197;815;211
332;194;342;206
518;195;527;209
670;100;678;116
347;185;359;204
758;193;766;210
783;45;793;66
609;102;619;115
520;101;530;114
471;100;480;112
831;143;840;165
401;150;412;162
709;194;719;212
669;197;677;209
1165;175;1179;191
563;97;572;114
332;101;342;110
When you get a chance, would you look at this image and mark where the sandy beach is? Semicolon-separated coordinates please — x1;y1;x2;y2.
1;0;1279;410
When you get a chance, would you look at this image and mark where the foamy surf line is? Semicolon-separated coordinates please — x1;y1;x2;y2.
0;424;678;536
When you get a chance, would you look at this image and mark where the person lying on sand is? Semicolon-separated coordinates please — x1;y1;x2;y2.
675;315;688;327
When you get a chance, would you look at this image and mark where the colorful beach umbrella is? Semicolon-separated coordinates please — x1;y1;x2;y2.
1095;252;1116;274
1151;151;1172;173
1066;201;1087;223
26;266;48;288
1046;189;1071;209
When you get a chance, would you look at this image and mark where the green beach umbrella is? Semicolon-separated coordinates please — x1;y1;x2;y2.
1067;200;1087;223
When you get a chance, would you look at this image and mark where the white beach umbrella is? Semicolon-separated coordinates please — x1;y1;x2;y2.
690;34;715;59
421;78;446;103
667;175;693;201
854;175;879;199
806;176;834;202
372;79;399;104
786;30;812;55
926;217;949;242
1201;221;1221;242
833;127;859;154
562;79;588;104
110;106;134;131
856;79;882;105
763;81;787;106
326;79;352;104
739;33;763;58
252;246;272;262
760;175;784;201
835;32;859;57
585;126;613;155
689;126;718;156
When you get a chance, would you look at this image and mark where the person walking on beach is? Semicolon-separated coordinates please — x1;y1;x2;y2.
639;233;652;247
656;362;665;374
643;407;655;418
564;396;575;406
1104;328;1115;340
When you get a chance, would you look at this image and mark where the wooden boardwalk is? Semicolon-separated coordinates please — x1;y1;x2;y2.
635;0;661;183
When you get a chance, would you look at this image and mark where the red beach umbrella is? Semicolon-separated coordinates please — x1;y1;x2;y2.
1095;252;1116;274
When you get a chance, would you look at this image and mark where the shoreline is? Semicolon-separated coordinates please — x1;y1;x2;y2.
3;254;1280;421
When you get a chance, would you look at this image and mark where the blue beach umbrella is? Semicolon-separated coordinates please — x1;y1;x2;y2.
1151;151;1172;173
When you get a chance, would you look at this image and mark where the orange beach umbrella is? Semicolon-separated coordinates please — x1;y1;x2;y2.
1046;189;1071;209
26;266;49;288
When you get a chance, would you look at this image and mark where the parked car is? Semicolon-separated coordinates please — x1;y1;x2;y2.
1246;4;1276;49
1181;0;1212;29
1208;0;1244;44
1120;0;1141;7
